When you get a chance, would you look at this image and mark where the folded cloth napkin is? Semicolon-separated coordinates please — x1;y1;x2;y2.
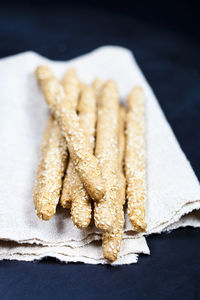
0;46;199;264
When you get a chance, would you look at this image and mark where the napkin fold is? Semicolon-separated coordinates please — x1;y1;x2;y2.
0;46;199;264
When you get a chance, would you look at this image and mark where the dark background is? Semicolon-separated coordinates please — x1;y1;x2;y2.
0;1;199;299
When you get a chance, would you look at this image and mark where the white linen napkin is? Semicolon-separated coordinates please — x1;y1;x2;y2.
0;46;199;264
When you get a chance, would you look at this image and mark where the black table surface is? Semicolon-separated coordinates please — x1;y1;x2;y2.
0;1;199;299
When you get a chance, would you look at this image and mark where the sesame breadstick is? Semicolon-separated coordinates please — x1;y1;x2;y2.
118;106;126;168
60;162;73;208
33;116;67;220
92;79;103;105
79;81;87;90
62;68;79;106
92;79;103;95
35;66;105;202
125;87;147;232
33;68;77;219
70;86;96;228
59;68;80;209
94;80;119;232
103;106;126;261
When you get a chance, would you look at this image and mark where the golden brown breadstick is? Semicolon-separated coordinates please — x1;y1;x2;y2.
118;106;126;168
70;86;96;228
62;68;80;110
103;106;126;261
94;80;119;232
33;116;67;220
79;81;87;90
125;87;147;232
33;69;77;218
92;79;103;94
60;162;73;208
59;68;80;209
35;66;105;202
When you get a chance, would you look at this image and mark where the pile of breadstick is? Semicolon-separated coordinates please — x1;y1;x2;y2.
33;66;147;262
